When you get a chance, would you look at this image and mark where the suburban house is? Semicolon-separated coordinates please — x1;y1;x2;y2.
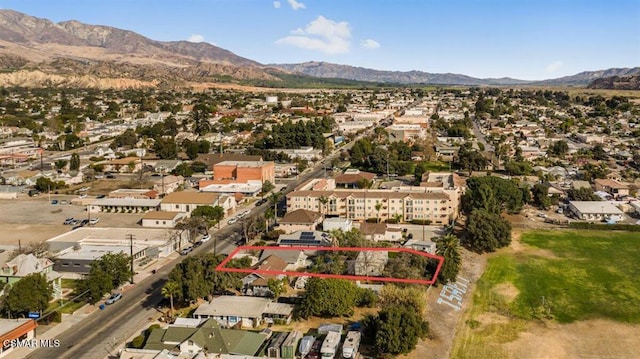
353;251;389;277
567;201;624;221
141;211;185;228
259;249;308;271
594;179;630;198
0;319;37;358
152;175;185;196
160;192;237;217
242;255;289;297
142;318;266;356
0;254;62;299
193;296;294;327
277;231;333;247
359;222;403;242
101;157;143;173
335;169;376;188
278;209;323;234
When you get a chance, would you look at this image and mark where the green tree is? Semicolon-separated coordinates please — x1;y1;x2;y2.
531;183;552;209
465;209;512;253
161;281;180;318
462;176;523;214
548;140;569;157
54;159;68;170
567;187;601;201
69;152;80;171
34;177;66;192
299;278;363;318
261;180;275;199
267;278;287;298
153;137;178;159
367;306;429;355
435;234;462;284
4;273;52;317
191;205;225;229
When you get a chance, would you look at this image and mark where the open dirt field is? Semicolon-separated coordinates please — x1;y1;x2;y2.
0;195;143;246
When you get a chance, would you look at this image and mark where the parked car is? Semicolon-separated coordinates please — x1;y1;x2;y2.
193;241;203;248
105;293;122;305
255;198;268;206
180;247;193;255
96;194;106;199
89;218;100;225
51;199;58;205
238;210;250;218
70;219;81;226
201;234;211;242
60;200;68;205
81;219;90;226
228;217;238;225
63;217;75;225
105;174;115;179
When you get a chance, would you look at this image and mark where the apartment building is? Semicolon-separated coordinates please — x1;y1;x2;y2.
212;160;275;184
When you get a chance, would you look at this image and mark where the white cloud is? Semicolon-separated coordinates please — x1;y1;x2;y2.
287;0;306;10
545;61;563;73
187;34;205;43
273;1;281;9
361;39;380;49
276;16;351;55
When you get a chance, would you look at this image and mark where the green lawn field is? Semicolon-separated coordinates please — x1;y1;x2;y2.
451;229;640;359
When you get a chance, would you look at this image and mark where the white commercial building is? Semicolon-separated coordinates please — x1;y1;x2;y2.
568;201;624;221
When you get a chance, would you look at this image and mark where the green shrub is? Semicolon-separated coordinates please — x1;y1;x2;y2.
129;335;145;348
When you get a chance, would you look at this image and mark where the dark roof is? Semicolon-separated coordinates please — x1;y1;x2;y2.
280;209;322;224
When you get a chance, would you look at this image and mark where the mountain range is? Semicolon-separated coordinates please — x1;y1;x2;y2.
0;9;637;89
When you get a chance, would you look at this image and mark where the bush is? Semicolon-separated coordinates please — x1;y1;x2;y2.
385;218;399;224
357;288;378;307
129;335;145;349
410;219;432;225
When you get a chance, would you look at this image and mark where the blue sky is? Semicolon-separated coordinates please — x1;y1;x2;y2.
1;0;639;80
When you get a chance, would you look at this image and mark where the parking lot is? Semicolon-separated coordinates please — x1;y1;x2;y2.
0;195;143;246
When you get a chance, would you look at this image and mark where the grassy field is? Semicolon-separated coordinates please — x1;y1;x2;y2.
451;229;640;359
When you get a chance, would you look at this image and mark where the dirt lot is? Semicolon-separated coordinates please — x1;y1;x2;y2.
0;195;143;246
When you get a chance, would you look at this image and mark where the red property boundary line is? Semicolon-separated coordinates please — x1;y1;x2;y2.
216;246;445;285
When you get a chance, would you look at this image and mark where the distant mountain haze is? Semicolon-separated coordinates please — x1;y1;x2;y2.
0;9;636;89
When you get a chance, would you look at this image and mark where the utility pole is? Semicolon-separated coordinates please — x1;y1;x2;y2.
127;234;135;284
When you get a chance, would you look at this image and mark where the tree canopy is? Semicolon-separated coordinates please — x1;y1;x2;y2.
298;278;370;318
464;209;512;253
3;273;52;317
462;176;523;214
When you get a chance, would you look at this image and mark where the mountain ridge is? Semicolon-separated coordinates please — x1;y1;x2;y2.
0;9;636;89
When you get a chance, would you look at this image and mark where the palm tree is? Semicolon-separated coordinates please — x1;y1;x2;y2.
318;196;329;215
435;234;462;284
161;281;180;319
375;202;383;223
268;192;282;225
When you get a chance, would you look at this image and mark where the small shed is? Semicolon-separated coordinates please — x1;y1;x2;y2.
267;332;289;358
281;330;303;359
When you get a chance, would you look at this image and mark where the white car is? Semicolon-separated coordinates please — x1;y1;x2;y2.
106;293;122;305
228;217;238;225
89;218;100;225
201;234;211;242
238;210;250;218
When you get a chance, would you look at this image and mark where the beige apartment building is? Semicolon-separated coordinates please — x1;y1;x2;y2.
287;189;456;225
